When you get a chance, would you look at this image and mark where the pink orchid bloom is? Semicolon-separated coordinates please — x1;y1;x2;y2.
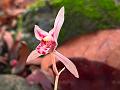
27;7;79;78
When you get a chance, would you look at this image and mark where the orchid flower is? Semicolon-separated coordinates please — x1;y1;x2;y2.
26;7;79;78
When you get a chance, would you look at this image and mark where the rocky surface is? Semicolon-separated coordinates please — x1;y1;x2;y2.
34;30;120;70
0;75;42;90
57;58;120;90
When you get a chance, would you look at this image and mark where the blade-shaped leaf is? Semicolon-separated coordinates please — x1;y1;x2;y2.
3;31;14;50
49;7;64;41
26;50;40;64
34;25;48;40
11;42;30;74
54;50;79;78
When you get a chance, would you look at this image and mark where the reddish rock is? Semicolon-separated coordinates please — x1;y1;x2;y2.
57;58;120;90
0;75;41;90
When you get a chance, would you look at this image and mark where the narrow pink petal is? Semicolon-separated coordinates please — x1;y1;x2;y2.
26;50;41;64
34;25;48;40
54;50;79;78
49;7;64;41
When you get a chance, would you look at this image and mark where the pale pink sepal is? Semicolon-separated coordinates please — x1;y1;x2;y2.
26;50;41;64
34;25;48;40
49;6;64;41
54;50;79;78
26;58;42;65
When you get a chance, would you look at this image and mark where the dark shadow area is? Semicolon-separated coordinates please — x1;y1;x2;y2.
56;57;120;90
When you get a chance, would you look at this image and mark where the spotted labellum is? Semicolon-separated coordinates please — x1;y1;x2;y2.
27;7;79;78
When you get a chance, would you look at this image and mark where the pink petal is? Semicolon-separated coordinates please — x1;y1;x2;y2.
54;50;79;78
26;57;42;65
49;7;64;41
26;50;41;64
34;25;48;40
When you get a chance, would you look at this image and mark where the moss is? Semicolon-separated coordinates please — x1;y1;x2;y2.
22;0;120;46
50;0;120;43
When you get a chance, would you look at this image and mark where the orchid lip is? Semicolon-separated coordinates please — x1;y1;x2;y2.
36;38;57;55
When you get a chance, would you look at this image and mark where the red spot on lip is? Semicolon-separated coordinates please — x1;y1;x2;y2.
37;47;40;49
37;50;41;54
45;48;48;50
42;51;46;55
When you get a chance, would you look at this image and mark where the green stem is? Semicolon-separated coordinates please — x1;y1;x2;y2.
17;15;23;32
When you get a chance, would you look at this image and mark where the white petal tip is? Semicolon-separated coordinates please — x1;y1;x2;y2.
61;6;64;10
26;59;30;63
26;57;33;64
75;74;79;78
73;70;79;78
34;25;39;29
60;6;64;13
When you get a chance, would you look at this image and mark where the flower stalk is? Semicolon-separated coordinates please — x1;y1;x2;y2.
54;67;65;90
51;53;65;90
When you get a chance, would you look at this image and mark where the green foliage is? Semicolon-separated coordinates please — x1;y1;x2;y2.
27;0;45;11
51;0;120;43
21;0;120;45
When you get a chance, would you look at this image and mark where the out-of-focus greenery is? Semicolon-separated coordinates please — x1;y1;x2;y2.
27;0;45;10
51;0;120;41
21;0;120;46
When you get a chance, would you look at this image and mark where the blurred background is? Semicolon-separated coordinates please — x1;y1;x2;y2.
1;0;120;90
1;0;120;46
